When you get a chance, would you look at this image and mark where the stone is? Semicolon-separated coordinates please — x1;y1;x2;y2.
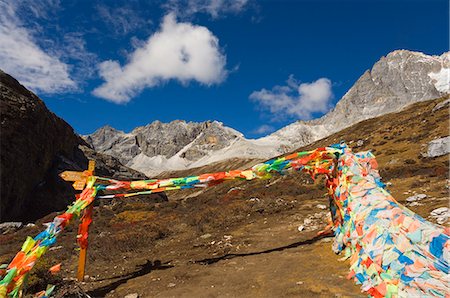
303;218;312;225
427;136;450;158
124;293;139;298
200;233;212;239
432;99;450;112
408;202;422;207
316;204;327;210
430;207;449;224
297;225;305;232
406;194;427;202
0;222;22;234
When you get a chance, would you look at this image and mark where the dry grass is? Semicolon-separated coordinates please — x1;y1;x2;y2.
0;96;448;297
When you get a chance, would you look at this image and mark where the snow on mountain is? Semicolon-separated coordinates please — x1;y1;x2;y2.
85;50;449;176
428;52;450;93
254;50;450;153
84;120;248;176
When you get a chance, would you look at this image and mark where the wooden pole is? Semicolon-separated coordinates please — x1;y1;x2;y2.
76;202;94;282
60;159;96;282
77;242;88;282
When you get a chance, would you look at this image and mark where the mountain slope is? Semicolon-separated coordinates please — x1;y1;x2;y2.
0;70;146;222
256;50;449;150
2;96;447;298
86;50;449;176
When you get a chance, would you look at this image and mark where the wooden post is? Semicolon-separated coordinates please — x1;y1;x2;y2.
77;203;93;282
76;237;88;282
60;160;96;282
77;160;95;282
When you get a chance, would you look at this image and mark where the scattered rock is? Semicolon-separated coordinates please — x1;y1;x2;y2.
98;231;111;238
303;218;312;225
316;204;327;210
406;194;427;202
52;280;90;297
430;207;450;224
124;293;139;298
167;283;176;288
387;158;400;165
356;140;364;147
313;212;325;218
297;225;305;232
0;222;22;234
227;187;244;193
25;223;36;228
296;281;304;285
408;202;422;207
432;99;450;112
223;235;233;241
200;233;212;239
276;198;285;204
427;136;450;158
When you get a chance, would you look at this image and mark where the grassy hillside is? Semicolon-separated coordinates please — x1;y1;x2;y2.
0;96;448;297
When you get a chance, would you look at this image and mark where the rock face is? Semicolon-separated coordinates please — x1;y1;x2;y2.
427;136;450;158
84;120;253;176
86;50;449;176
0;70;146;222
0;69;85;222
257;50;450;150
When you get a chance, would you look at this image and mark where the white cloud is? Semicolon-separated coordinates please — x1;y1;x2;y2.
164;0;249;18
57;32;98;82
93;13;227;103
253;124;275;135
0;1;76;93
250;76;334;120
96;4;152;36
22;0;61;20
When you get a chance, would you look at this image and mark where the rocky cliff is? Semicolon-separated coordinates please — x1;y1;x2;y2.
84;120;249;176
0;70;147;222
257;50;449;149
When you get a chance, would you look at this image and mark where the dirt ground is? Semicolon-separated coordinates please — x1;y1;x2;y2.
0;97;448;297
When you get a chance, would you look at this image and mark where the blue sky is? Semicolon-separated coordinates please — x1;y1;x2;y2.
0;0;448;138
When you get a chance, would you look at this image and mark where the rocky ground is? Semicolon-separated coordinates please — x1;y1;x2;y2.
0;97;448;297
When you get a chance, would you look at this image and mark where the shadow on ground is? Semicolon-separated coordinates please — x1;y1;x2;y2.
194;234;332;265
87;260;173;297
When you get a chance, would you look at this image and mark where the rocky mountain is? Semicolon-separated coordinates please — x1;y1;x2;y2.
0;70;147;222
259;50;449;149
84;120;279;176
85;50;449;176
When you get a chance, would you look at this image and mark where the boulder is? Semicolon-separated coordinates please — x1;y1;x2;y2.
427;136;450;158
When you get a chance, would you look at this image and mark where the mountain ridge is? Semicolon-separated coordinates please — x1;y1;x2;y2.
85;49;449;176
